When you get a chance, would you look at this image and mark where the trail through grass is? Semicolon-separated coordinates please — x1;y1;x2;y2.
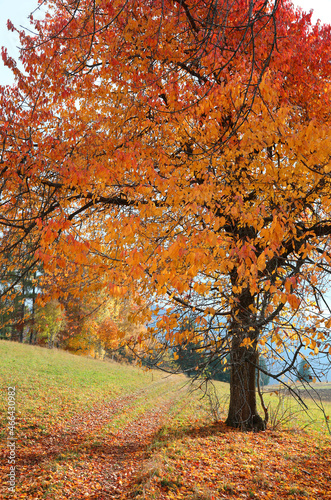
0;341;188;499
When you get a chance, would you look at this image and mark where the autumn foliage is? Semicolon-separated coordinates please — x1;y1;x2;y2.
1;0;331;429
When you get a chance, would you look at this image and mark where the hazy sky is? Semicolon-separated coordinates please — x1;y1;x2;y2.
0;0;331;85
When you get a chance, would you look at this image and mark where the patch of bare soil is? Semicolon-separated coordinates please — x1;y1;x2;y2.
267;383;331;403
304;387;331;403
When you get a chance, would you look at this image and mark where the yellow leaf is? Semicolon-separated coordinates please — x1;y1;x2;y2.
240;337;253;348
257;252;266;272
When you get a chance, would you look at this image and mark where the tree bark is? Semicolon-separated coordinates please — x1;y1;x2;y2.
225;285;266;431
225;334;265;431
29;282;36;345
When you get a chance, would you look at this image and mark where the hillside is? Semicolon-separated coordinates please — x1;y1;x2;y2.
1;341;330;500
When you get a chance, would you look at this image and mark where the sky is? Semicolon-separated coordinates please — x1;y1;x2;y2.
0;0;331;85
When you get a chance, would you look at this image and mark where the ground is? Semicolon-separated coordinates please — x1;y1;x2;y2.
0;342;330;499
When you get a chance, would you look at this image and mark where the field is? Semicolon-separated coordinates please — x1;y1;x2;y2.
1;341;330;500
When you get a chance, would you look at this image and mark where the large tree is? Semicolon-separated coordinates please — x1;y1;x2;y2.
1;0;331;430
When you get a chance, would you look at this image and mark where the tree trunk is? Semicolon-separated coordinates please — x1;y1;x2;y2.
225;283;266;431
18;298;25;343
29;283;36;345
225;334;265;431
16;280;25;343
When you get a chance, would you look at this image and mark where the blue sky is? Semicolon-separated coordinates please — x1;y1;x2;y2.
1;0;331;85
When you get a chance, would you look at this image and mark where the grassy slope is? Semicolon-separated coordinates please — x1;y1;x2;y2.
1;341;330;500
0;341;164;432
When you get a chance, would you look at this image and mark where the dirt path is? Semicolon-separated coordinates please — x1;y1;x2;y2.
3;377;185;499
84;400;175;499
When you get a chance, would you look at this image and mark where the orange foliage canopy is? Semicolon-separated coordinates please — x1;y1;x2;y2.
1;0;331;429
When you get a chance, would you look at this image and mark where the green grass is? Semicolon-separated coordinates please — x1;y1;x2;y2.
261;383;331;433
0;340;164;433
0;341;187;499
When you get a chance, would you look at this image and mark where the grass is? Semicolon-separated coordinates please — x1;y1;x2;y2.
1;340;330;500
261;384;331;433
0;340;165;434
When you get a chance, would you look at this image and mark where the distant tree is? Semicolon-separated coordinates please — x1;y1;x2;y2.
0;252;40;343
176;341;204;377
297;359;313;382
35;299;66;348
257;356;270;386
207;355;231;383
174;318;228;380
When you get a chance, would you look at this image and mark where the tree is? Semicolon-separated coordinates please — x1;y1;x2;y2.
35;299;66;348
297;359;313;383
1;0;331;430
174;317;230;380
35;261;149;356
63;291;144;358
0;235;40;343
257;356;270;387
176;341;205;377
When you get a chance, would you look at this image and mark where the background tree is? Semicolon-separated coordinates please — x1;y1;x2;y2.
297;359;313;383
176;341;206;378
37;262;149;356
35;299;66;348
1;0;331;430
0;234;40;343
258;357;270;387
174;316;230;380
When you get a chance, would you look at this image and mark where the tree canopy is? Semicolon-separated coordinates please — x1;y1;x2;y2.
1;0;331;430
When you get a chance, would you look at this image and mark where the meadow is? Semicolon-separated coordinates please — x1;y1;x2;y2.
1;341;330;499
